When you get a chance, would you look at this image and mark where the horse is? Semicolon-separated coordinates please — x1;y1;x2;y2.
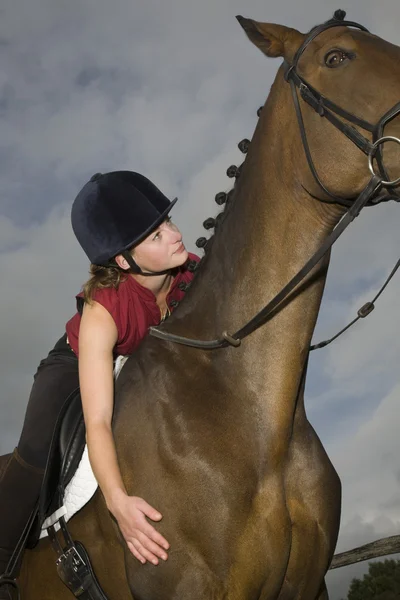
16;11;400;600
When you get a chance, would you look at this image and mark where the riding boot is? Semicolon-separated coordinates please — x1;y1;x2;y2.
0;449;44;599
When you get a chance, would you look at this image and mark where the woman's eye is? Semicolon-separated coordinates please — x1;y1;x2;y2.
325;50;351;68
153;232;161;241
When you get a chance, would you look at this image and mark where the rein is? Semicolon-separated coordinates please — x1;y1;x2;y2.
150;11;400;351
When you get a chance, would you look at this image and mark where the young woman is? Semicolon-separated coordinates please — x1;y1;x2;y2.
0;170;199;596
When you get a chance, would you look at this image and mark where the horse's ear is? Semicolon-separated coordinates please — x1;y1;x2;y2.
236;16;304;61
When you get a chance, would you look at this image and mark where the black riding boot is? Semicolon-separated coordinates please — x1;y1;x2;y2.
0;449;44;599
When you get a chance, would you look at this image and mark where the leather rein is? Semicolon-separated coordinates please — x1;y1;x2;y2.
150;12;400;351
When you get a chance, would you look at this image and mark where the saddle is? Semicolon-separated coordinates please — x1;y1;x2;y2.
27;387;86;547
34;351;129;536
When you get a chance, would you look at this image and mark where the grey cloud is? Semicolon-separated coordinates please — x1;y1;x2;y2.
75;66;104;87
379;493;400;512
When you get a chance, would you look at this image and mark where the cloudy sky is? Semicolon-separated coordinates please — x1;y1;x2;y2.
1;0;399;597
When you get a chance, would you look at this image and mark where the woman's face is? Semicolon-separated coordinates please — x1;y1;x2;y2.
132;217;188;272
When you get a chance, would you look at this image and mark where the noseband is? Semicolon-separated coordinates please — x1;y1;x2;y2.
150;11;400;350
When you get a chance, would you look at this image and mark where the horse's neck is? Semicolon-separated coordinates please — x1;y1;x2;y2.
169;74;344;415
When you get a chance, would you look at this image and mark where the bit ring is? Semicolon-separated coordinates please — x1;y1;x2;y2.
368;136;400;186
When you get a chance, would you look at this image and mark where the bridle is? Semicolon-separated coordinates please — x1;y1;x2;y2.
284;10;400;207
149;10;400;351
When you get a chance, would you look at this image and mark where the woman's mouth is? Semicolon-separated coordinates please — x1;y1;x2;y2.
174;241;185;254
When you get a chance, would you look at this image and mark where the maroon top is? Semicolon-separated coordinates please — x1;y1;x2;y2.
65;253;199;357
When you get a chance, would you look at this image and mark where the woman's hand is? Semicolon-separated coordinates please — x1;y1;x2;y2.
111;493;170;565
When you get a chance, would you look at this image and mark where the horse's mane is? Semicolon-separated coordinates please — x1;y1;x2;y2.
191;132;255;271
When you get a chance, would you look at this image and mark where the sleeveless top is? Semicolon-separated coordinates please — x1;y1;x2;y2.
65;253;199;357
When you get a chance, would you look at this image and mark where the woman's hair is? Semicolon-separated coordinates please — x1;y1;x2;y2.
82;262;128;304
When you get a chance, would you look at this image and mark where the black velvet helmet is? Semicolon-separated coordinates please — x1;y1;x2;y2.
71;171;177;266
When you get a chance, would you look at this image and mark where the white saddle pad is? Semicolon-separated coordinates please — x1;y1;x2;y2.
39;355;129;539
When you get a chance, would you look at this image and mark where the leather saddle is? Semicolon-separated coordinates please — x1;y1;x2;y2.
27;387;86;547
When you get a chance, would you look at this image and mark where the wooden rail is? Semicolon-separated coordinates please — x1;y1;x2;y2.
330;535;400;569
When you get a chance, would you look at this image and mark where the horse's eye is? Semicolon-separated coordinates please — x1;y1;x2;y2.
325;50;351;68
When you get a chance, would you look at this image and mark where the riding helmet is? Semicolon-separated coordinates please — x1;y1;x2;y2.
71;171;178;265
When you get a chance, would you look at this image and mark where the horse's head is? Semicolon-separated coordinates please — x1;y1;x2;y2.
237;14;400;202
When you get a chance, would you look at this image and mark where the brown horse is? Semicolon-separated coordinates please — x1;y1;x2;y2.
17;12;400;600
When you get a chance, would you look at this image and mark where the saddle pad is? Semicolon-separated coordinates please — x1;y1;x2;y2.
39;355;129;539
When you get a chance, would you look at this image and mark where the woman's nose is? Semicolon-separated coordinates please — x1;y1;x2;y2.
171;230;182;243
164;221;181;239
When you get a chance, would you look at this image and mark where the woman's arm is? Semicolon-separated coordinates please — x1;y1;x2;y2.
79;301;169;565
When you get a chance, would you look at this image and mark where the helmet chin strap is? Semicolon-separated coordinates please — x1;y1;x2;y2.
121;251;173;277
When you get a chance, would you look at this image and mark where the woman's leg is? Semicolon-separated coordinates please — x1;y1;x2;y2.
0;342;79;597
0;450;45;599
17;352;79;470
